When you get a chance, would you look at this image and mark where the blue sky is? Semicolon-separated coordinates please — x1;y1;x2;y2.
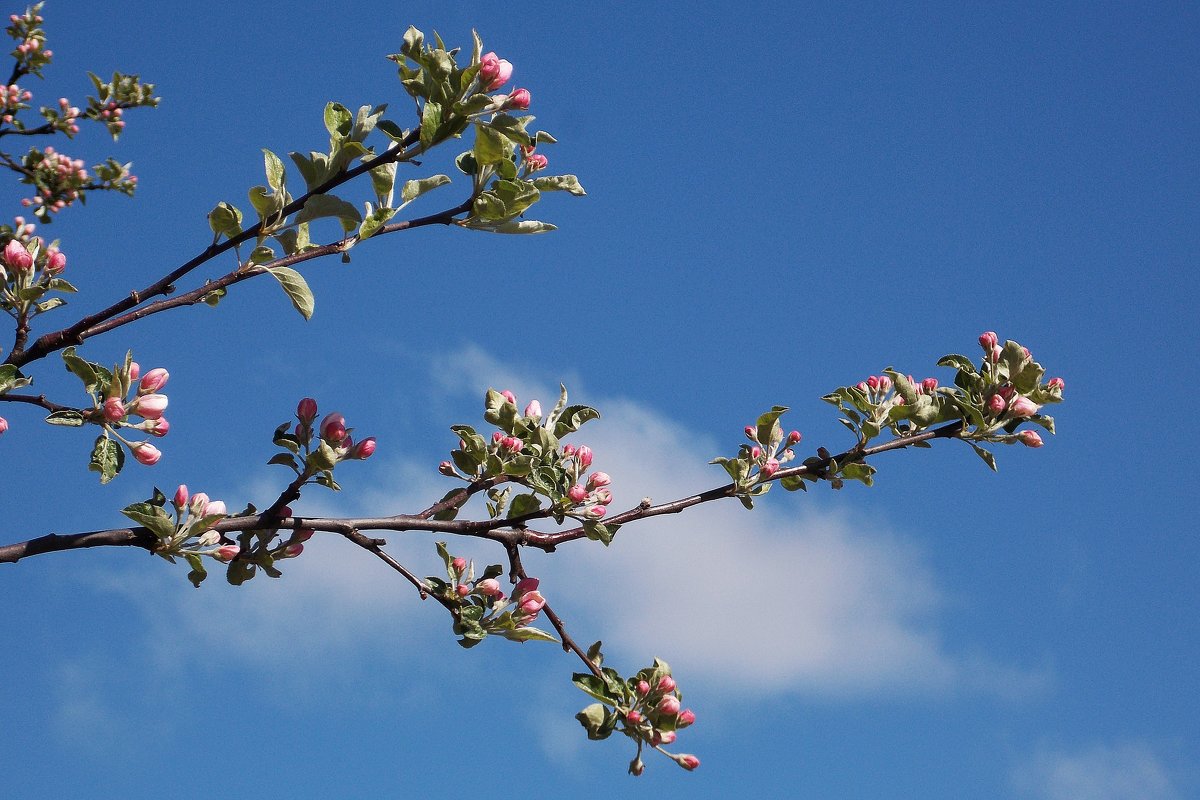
1;1;1197;797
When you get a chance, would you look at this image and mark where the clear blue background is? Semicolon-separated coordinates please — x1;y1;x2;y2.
1;1;1196;797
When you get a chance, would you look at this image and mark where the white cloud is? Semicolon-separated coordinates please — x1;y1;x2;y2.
1013;742;1181;800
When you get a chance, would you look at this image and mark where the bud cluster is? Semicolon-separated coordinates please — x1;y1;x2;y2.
5;5;51;77
19;145;89;215
121;484;230;573
432;544;560;646
269;398;376;488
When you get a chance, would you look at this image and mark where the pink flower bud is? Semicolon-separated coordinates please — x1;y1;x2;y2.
352;437;377;459
562;443;576;456
215;544;240;562
3;238;32;270
133;393;168;420
856;381;869;391
190;493;209;514
626;710;643;724
979;331;998;350
281;543;304;558
293;529;314;542
894;396;906;406
506;88;531;110
1048;377;1065;391
922;377;938;393
173;484;189;509
987;394;1007;415
761;458;780;478
514;576;540;596
878;375;892;392
46;250;65;272
500;389;516;405
452;556;467;572
635;680;650;695
657;730;677;744
102;396;125;422
1021;346;1031;359
456;583;470;597
492;431;504;444
657;695;681;716
525;153;548;171
439;460;456;476
146;417;170;437
0;417;7;434
657;675;676;693
593;488;612;505
128;362;140;382
203;500;227;517
296;397;318;421
750;446;762;460
320;412;346;442
479;51;513;90
586;471;611;489
788;430;802;444
1018;430;1044;448
524;399;542;418
991;344;1003;362
867;375;880;390
138;367;169;393
576;445;593;468
568;484;587;503
518;590;546;615
679;755;700;771
131;442;161;465
1009;396;1039;418
744;425;756;440
677;708;696;727
476;578;502;598
586;505;607;519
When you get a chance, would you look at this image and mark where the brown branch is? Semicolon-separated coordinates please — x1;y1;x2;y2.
0;392;85;415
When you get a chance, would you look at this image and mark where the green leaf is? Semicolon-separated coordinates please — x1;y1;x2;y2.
572;673;619;705
553;404;600;437
44;410;84;426
358;206;398;240
248;244;275;265
0;364;31;395
583;521;616;545
185;553;208;588
839;462;876;486
120;501;176;542
263;148;286;192
46;277;78;293
34;297;66;314
420;101;442;149
376;119;408;142
62;347;102;394
88;434;123;483
495;626;559;644
937;354;977;373
400;174;451;204
296;194;361;228
531;174;586;196
488;113;533;145
266;266;315;320
490;220;557;234
755;405;789;449
507;492;542;519
473;122;508;165
369;161;398;207
323;101;352;139
969;442;998;472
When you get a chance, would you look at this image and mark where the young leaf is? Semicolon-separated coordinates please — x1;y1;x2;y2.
88;434;124;483
265;266;315;320
400;174;451;204
263;148;286;192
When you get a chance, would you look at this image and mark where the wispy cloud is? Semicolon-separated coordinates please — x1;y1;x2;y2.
1013;742;1182;800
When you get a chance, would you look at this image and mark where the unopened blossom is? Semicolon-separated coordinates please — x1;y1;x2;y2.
196;530;220;548
145;417;169;437
173;484;189;509
679;755;700;771
505;88;531;110
280;543;304;559
991;344;1003;362
352;437;377;459
438;460;456;476
657;675;677;693
1009;395;1039;418
1048;377;1065;391
3;238;32;270
877;375;892;392
524;399;542;418
296;397;318;422
576;445;593;468
1018;430;1044;448
132;393;167;420
499;389;516;405
587;471;611;489
320;412;346;442
593;488;612;505
131;442;161;465
979;331;998;350
292;529;314;543
525;153;548;171
455;584;471;597
788;430;802;444
867;375;880;390
45;249;65;272
921;378;938;393
215;544;240;562
626;710;643;724
0;418;7;434
635;680;650;695
138;368;169;394
128;362;141;382
478;51;512;90
744;425;756;439
102;396;125;422
203;499;227;517
657;695;681;716
568;484;588;503
518;590;546;615
655;730;677;745
586;505;606;519
677;708;696;727
476;578;502;598
987;394;1007;415
514;576;539;596
761;458;780;478
452;556;467;572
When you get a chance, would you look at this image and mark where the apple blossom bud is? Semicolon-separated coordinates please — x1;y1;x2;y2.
492;431;504;444
657;675;676;693
452;556;467;572
196;530;220;548
744;425;756;440
506;88;531;110
856;381;869;391
138;367;169;393
514;577;540;596
173;484;189;509
525;153;548;171
677;708;696;727
679;755;700;771
518;590;546;615
352;437;377;459
988;394;1007;414
657;695;681;716
146;417;169;437
439;460;456;476
215;544;240;562
894;396;906;406
500;389;516;405
1009;396;1039;418
867;375;880;390
979;331;998;350
133;393;168;420
297;397;318;422
128;362;140;382
562;443;576;456
293;529;314;542
586;505;607;519
524;399;542;418
626;710;643;724
1021;346;1031;359
3;238;32;270
203;500;227;517
991;344;1003;362
1048;377;1065;391
568;484;587;503
102;396;125;422
587;471;611;489
635;680;650;695
479;51;512;90
476;578;502;597
46;250;65;272
0;418;6;435
320;412;346;442
629;759;645;777
576;445;593;468
750;446;762;460
878;375;892;392
657;730;677;745
922;377;938;393
281;543;304;558
1018;430;1044;448
593;488;612;505
131;442;161;465
456;583;470;597
761;458;780;478
190;492;209;514
788;430;802;444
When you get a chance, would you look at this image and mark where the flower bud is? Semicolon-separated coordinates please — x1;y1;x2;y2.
1048;377;1065;391
979;331;998;350
626;710;643;724
587;471;611;489
514;576;540;596
586;505;607;519
46;250;66;272
1009;395;1039;418
987;394;1007;415
922;378;938;393
352;437;377;459
593;488;612;505
1018;430;1044;448
657;730;677;745
203;500;227;517
562;443;576;456
761;458;780;478
877;375;892;392
568;484;587;503
296;397;318;422
744;425;756;440
320;412;346;442
456;583;471;597
138;367;169;394
102;396;125;422
133;393;168;420
657;675;676;693
657;695;681;716
500;389;516;405
293;529;314;542
576;445;593;468
867;376;880;390
196;530;220;548
506;88;531;110
476;578;502;598
439;460;456;476
677;708;696;727
478;51;512;90
146;417;170;437
991;344;1003;362
525;153;548;171
635;680;650;695
215;544;240;562
3;238;32;270
856;381;869;391
190;492;209;515
750;446;762;460
679;755;700;771
452;556;467;572
518;590;546;615
173;484;189;509
524;399;542;418
492;431;504;444
788;430;802;444
128;362;140;382
131;442;161;465
629;759;645;777
280;543;304;559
